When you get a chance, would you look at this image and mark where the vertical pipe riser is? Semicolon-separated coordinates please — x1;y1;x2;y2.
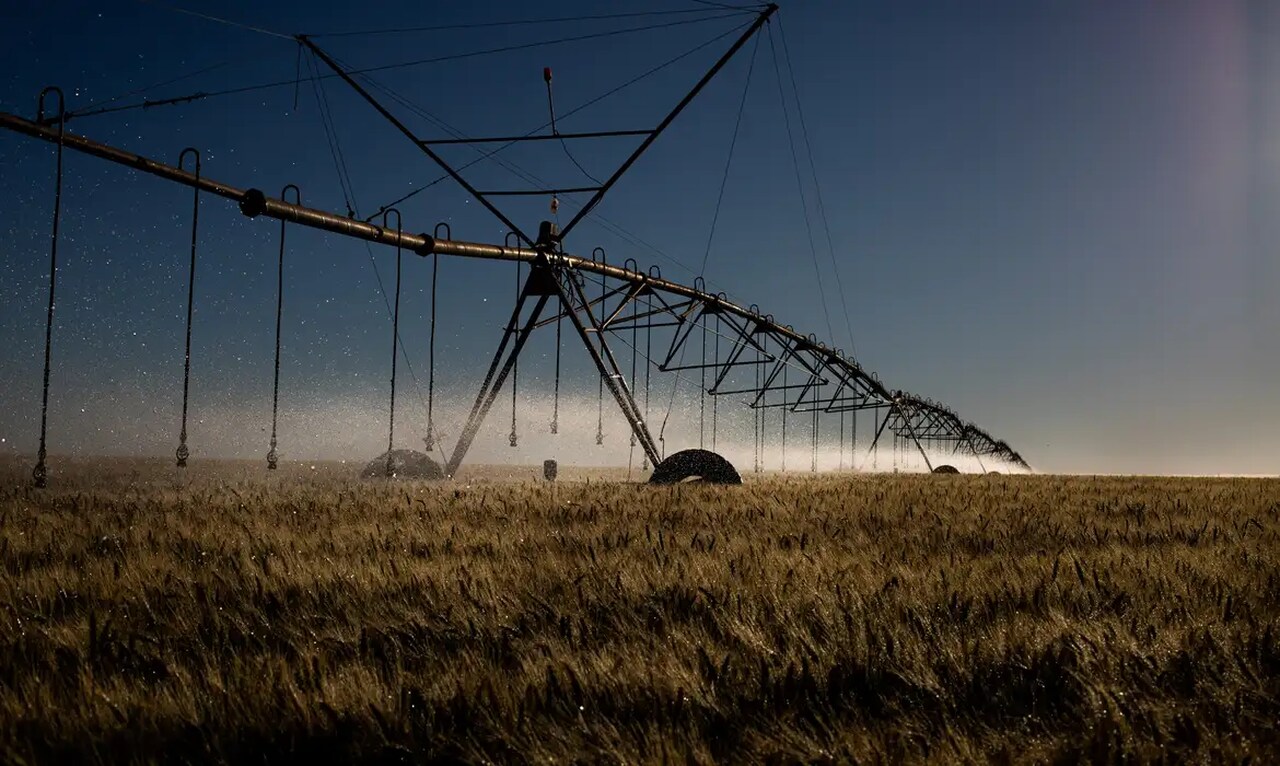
175;147;201;469
268;184;299;470
32;87;65;489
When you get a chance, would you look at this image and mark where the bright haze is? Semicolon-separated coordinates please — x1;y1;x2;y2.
1;0;1276;475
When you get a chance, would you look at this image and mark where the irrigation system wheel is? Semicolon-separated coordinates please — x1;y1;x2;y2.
932;464;960;474
361;449;445;480
648;449;742;485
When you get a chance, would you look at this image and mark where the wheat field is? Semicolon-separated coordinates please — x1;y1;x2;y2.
1;458;1277;763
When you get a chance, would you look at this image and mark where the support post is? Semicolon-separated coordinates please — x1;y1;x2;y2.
558;273;662;467
868;405;891;470
443;276;550;477
897;406;935;472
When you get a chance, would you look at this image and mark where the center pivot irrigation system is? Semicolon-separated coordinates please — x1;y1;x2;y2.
6;3;1029;487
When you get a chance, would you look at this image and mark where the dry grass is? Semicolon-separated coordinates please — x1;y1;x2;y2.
1;458;1278;764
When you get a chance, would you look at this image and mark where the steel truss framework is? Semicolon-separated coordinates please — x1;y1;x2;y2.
3;4;1029;482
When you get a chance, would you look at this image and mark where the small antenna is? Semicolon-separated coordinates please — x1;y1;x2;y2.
545;66;560;215
543;66;557;134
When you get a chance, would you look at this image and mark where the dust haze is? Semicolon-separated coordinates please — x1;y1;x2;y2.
0;388;1026;474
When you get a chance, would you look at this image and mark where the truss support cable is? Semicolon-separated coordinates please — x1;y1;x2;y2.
693;0;756;11
342;45;768;314
32;89;64;489
137;1;293;41
362;17;752;255
57;13;752;127
72;59;230;118
175;147;202;469
293;43;303;111
766;22;834;345
302;36;535;245
312;55;437;449
268;184;299;470
699;29;759;277
306;51;433;450
330;13;751;82
312;58;435;451
776;13;856;355
306;51;357;216
773;14;855;356
313;7;751;37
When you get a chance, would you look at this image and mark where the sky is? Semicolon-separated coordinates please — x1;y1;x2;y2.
0;0;1277;476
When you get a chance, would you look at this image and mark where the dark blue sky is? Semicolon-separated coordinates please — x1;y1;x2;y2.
1;1;1276;474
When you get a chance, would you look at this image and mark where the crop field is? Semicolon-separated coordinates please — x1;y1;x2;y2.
1;458;1278;763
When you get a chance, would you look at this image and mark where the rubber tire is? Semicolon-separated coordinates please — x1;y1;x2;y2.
649;449;742;485
361;449;445;480
932;464;960;474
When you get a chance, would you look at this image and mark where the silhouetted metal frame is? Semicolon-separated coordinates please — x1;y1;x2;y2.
300;6;777;248
443;272;552;477
559;4;779;241
0;107;1030;475
298;36;536;245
